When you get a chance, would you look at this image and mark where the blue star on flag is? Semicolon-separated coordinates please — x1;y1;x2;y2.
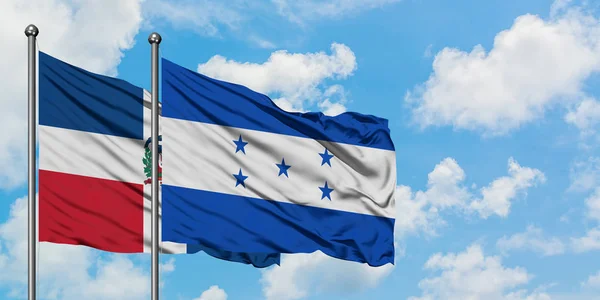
319;181;334;200
233;135;248;154
233;168;248;188
319;148;334;167
276;158;291;177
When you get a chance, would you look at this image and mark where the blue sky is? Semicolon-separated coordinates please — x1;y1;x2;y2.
1;0;600;299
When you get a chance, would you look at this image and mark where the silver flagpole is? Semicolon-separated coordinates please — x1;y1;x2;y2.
148;32;162;300
25;24;39;300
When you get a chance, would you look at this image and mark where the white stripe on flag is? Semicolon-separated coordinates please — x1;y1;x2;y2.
39;125;144;183
162;117;396;218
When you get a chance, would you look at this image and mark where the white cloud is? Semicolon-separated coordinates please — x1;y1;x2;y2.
550;0;574;17
571;228;600;253
158;257;176;288
259;251;393;300
272;0;401;24
409;244;548;300
469;158;546;219
248;35;277;49
405;5;600;135
143;0;400;38
318;99;347;116
581;270;600;289
317;85;348;116
396;157;545;237
570;185;600;253
568;157;600;192
0;196;150;299
496;225;566;256
143;0;244;37
559;213;571;223
160;257;176;273
565;97;600;137
143;0;398;46
194;285;228;300
198;43;356;113
67;256;149;300
504;289;553;300
394;158;470;237
585;188;600;222
0;0;144;189
424;44;434;58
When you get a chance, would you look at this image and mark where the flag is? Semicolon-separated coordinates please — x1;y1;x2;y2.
38;51;279;267
160;58;396;267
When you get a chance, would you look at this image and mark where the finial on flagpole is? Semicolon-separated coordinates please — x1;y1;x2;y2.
148;32;162;44
24;24;39;37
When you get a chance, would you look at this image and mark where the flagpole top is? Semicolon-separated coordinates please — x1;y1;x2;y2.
148;32;162;44
24;24;39;37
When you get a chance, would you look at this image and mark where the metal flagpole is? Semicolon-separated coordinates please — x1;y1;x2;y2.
148;32;162;300
25;24;39;300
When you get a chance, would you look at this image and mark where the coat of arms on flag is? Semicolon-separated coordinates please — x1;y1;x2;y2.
143;135;162;185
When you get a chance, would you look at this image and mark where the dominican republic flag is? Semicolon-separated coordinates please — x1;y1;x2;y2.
38;52;279;267
161;58;397;266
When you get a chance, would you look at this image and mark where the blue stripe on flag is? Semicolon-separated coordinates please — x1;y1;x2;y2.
39;51;144;139
162;185;395;267
186;245;280;268
161;58;394;151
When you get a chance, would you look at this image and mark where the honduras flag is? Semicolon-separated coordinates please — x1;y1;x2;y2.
161;58;396;266
38;51;279;267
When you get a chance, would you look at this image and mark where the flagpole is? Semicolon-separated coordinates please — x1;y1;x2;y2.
149;32;162;300
25;24;39;300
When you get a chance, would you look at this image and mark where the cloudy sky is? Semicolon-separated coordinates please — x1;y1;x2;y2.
1;0;600;299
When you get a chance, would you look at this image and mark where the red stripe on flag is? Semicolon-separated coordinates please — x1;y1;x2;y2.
39;170;144;253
